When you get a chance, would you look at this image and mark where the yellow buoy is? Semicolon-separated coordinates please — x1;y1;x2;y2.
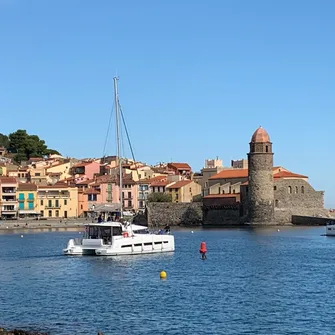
160;271;167;279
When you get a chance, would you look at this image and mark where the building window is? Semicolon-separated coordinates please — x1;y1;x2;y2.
274;186;277;191
128;191;131;199
301;186;305;194
40;200;43;206
48;210;52;217
64;199;67;205
266;145;269;153
81;204;83;209
275;199;279;207
55;210;59;217
55;200;59;207
40;210;44;217
48;200;52;207
233;189;235;194
88;194;97;201
295;186;298;194
128;200;132;207
288;186;292;194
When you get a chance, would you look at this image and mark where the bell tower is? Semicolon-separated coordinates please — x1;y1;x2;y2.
247;126;275;224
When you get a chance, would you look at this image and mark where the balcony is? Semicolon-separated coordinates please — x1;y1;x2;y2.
1;188;16;194
1;197;17;203
27;197;35;202
45;205;61;209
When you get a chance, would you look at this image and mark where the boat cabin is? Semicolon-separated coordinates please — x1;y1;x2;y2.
85;223;123;244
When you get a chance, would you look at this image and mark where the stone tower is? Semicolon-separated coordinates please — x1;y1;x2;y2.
247;126;275;224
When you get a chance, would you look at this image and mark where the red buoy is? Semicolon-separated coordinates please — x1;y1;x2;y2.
199;242;207;253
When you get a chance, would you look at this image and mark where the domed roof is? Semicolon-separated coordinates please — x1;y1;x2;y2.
251;126;270;143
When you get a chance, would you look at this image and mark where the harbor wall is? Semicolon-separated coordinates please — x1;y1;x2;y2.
275;208;329;224
144;203;330;227
146;202;202;227
202;204;241;226
291;215;330;226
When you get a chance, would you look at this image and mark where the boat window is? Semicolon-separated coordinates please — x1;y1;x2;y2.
144;242;152;246
134;243;142;247
163;241;168;244
121;244;132;248
154;241;162;245
88;226;99;239
112;226;122;236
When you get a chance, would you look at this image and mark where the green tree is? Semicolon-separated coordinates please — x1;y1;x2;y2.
192;194;203;202
0;133;9;148
147;192;172;203
7;129;60;163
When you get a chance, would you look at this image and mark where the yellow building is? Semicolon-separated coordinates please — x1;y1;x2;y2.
46;162;73;183
166;180;202;203
0;165;7;176
37;183;78;218
17;183;38;218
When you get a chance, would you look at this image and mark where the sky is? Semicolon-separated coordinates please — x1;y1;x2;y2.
0;0;334;207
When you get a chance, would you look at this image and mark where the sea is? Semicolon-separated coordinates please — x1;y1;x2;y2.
0;226;335;335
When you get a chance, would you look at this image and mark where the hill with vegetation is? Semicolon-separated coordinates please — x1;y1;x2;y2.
0;129;60;164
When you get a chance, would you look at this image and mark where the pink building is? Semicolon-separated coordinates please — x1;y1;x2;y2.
71;161;101;180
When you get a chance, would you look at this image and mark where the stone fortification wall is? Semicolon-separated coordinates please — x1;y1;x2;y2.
203;205;241;226
146;202;202;227
248;153;275;223
291;215;330;226
275;208;328;224
273;179;327;223
274;179;324;209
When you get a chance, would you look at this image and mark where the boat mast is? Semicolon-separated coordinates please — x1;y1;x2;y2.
113;76;123;218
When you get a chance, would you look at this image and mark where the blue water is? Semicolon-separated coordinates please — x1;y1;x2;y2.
1;226;335;335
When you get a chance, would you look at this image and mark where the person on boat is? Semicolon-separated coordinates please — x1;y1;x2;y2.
98;215;102;223
164;225;170;234
107;216;111;222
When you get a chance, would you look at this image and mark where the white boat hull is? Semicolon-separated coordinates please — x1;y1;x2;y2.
63;234;175;256
326;225;335;236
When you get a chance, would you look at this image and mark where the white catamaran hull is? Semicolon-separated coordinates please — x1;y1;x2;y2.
63;234;175;256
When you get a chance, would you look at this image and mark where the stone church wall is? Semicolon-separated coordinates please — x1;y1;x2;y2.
274;179;324;209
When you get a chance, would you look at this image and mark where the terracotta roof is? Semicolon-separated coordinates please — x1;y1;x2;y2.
76;179;94;185
251;126;270;143
273;171;308;179
166;180;192;189
0;176;17;184
17;183;37;191
209;169;248;180
38;184;69;189
150;180;170;187
84;189;100;195
118;179;136;186
168;163;191;170
203;193;240;199
72;161;95;168
139;175;167;184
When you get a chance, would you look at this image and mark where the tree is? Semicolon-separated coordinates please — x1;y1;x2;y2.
147;192;172;203
0;133;9;148
7;129;61;163
192;194;203;202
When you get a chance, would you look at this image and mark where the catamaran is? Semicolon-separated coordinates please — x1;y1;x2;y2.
63;77;175;256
